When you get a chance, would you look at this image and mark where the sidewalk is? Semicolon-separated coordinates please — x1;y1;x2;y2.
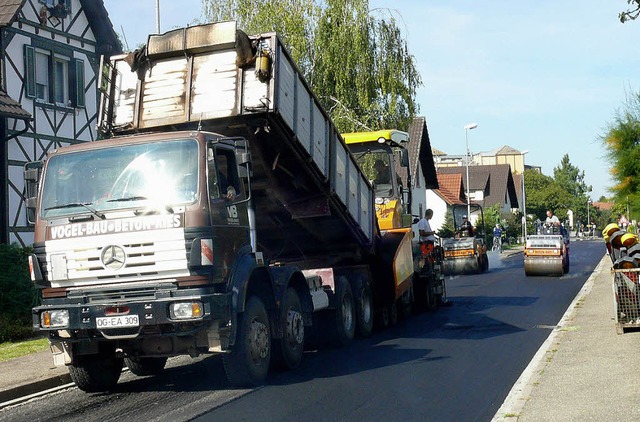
2;253;639;420
0;347;70;405
494;254;640;421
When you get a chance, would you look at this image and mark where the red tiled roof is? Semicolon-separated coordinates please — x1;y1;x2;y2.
592;201;614;211
434;173;465;206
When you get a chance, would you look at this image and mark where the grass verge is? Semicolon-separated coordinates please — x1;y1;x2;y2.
0;337;49;362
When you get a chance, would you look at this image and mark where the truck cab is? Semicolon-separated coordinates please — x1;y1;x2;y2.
343;129;412;230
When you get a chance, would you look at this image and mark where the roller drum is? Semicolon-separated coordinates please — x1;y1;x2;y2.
524;256;564;277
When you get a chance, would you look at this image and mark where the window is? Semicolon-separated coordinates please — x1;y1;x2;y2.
38;0;72;13
53;57;68;104
208;146;243;201
24;45;85;108
35;51;49;101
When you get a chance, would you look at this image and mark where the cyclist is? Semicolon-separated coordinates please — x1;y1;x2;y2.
493;224;503;252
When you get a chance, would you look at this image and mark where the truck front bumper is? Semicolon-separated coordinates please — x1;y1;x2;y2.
32;289;232;339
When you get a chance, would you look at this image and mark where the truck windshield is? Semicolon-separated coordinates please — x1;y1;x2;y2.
352;151;395;199
40;139;199;219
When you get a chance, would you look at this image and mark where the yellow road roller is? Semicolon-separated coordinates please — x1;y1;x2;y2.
524;222;570;277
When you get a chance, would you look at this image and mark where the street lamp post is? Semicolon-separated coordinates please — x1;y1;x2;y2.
464;123;477;219
587;197;591;238
156;0;161;33
520;150;529;239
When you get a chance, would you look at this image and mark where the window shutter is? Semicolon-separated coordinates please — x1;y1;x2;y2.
71;58;85;108
24;45;36;98
47;55;54;102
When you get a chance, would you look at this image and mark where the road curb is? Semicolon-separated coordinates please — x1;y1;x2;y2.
0;372;72;409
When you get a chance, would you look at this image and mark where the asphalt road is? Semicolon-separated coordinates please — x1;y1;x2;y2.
1;240;605;422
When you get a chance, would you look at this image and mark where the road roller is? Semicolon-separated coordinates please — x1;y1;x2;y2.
442;204;489;275
524;222;570;276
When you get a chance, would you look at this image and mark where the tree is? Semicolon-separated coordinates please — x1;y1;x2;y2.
524;169;572;222
620;0;640;22
436;207;455;238
200;0;422;132
553;154;592;225
201;0;319;76
601;91;640;220
553;154;592;200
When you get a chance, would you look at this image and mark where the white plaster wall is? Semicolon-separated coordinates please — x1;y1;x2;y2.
425;190;448;233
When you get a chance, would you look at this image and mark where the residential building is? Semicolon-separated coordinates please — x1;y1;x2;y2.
438;164;519;213
0;0;120;246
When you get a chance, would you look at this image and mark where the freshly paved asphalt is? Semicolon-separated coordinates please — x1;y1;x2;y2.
2;247;639;421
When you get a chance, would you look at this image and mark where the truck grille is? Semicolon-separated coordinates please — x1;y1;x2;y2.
44;228;189;288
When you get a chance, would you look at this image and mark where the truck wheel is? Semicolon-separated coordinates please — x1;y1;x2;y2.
353;278;373;338
377;306;390;329
272;287;304;370
69;345;123;392
124;356;167;376
331;276;355;347
223;295;271;387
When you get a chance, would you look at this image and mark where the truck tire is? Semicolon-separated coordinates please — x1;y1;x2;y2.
124;356;167;376
378;306;390;329
331;276;355;347
353;278;374;338
69;345;123;392
272;287;304;370
223;295;271;387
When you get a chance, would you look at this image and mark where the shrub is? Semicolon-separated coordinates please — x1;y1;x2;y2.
0;244;38;342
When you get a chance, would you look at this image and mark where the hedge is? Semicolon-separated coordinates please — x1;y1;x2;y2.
0;244;39;342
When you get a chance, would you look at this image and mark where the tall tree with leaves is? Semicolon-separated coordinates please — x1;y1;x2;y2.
524;169;573;222
200;0;421;132
620;0;640;22
553;154;592;222
602;91;640;219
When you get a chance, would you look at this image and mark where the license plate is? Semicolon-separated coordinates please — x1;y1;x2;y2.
446;250;472;257
96;315;139;328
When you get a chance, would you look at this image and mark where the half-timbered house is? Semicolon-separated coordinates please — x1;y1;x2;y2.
0;0;120;246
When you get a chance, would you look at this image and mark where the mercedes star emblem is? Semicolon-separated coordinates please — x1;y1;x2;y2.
101;245;126;271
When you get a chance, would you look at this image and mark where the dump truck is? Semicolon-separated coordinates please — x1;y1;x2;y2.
25;22;442;392
524;222;570;276
441;204;489;275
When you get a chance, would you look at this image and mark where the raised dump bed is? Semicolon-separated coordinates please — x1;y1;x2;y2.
99;21;375;264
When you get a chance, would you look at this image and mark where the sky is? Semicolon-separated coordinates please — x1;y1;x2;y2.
103;0;640;201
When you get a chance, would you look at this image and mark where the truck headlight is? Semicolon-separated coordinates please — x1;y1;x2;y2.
41;310;69;328
169;301;203;320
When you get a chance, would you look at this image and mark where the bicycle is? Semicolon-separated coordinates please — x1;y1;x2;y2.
492;236;502;253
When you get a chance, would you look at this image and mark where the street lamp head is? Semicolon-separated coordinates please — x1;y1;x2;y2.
464;123;478;130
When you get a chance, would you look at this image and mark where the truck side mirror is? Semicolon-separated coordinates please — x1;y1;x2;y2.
24;161;43;225
400;149;409;167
